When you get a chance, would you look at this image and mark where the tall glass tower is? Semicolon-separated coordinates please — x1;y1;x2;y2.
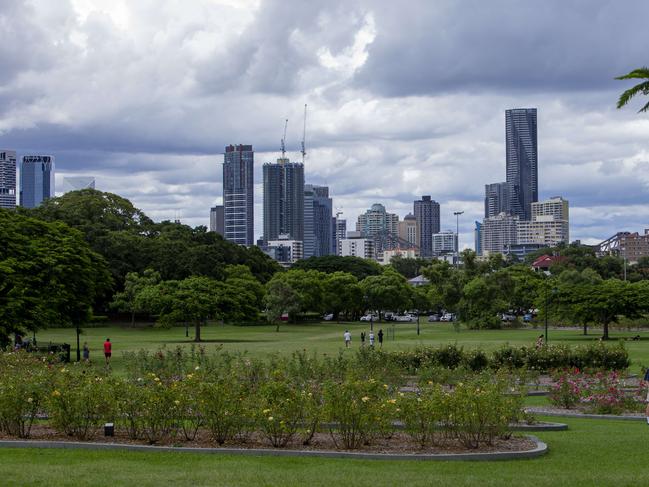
414;195;440;258
223;144;254;245
20;155;55;208
263;158;304;243
505;108;537;221
0;150;17;209
303;184;332;258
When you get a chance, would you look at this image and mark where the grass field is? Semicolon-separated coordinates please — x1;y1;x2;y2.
33;321;649;374
0;416;647;486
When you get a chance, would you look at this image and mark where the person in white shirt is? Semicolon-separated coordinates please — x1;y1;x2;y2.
344;330;352;348
369;331;375;348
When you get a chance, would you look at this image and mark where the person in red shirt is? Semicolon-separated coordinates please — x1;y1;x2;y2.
103;338;112;365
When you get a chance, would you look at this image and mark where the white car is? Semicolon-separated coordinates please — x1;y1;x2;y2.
395;314;414;322
323;313;334;321
440;313;455;322
360;314;377;322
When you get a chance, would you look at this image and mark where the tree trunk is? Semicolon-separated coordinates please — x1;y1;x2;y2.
602;321;609;340
583;322;587;336
194;321;202;342
276;321;280;332
131;311;135;327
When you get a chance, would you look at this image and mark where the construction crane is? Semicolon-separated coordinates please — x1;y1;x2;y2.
280;118;288;160
301;104;307;164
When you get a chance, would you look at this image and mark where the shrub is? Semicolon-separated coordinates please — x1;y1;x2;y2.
200;377;251;445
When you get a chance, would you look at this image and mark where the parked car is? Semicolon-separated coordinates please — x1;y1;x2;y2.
360;314;377;322
384;312;395;321
323;313;334;321
428;314;440;322
523;313;533;323
394;314;414;322
440;313;455;322
500;313;516;322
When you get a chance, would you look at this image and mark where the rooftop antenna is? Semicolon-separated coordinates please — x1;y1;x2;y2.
280;118;288;161
301;104;307;164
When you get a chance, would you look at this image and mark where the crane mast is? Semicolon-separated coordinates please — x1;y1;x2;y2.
301;104;307;164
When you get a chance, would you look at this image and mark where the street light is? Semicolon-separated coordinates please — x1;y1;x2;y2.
416;313;420;336
453;211;464;268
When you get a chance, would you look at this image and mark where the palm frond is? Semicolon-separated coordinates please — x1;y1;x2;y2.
615;67;649;81
616;81;649;109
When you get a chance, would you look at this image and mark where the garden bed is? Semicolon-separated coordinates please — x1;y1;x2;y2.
0;426;543;460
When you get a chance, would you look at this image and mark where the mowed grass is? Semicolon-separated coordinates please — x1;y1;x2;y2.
34;321;649;374
0;416;647;487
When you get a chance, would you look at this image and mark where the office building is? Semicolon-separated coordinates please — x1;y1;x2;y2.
265;235;303;267
432;231;458;256
210;206;224;235
223;144;254;245
414;196;440;257
303;184;332;258
474;221;482;256
398;213;418;247
263;158;304;243
517;197;569;247
506;108;538;220
481;213;519;255
334;218;347;256
382;249;418;264
340;231;375;260
61;176;95;194
484;182;511;218
356;203;399;257
0;150;16;209
20;155;55;208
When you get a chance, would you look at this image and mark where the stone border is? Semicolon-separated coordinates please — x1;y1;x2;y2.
526;408;644;421
510;422;567;431
0;435;547;461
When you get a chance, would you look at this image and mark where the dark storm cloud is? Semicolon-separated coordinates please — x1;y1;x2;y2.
354;0;649;97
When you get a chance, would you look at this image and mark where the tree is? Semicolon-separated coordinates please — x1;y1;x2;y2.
0;209;112;347
291;255;382;280
360;267;413;320
264;277;301;331
389;256;430;279
421;260;464;312
136;276;222;342
616;67;649;113
322;272;362;320
552;269;601;335
110;269;161;325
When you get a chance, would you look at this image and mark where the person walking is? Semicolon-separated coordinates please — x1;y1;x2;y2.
360;331;366;347
103;338;112;366
82;342;90;362
378;329;384;348
344;330;352;348
369;331;375;348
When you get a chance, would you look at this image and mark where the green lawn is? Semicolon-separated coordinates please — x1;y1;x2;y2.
34;321;649;374
0;416;647;486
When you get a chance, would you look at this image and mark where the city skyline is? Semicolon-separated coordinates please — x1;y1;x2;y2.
1;1;648;249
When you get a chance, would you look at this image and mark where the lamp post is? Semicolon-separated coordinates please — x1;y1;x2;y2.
453;211;464;268
544;285;557;344
416;313;420;336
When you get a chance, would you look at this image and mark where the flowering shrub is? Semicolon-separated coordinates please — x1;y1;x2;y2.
48;367;115;440
200;377;251;445
398;384;445;447
548;368;587;409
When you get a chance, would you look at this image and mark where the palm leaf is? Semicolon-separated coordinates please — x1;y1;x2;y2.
615;67;649;80
615;67;649;112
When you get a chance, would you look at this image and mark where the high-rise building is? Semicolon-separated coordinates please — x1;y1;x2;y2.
340;231;375;260
265;235;304;267
334;218;347;256
0;150;17;209
432;231;458;256
263;158;304;243
481;213;519;255
517;197;569;247
474;221;483;256
223;144;254;245
506;108;538;221
210;206;225;235
20;155;54;208
398;213;418;247
61;176;95;194
413;196;440;258
356;203;399;257
484;182;511;218
303;184;332;258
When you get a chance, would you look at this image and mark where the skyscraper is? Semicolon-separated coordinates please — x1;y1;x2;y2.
413;196;440;258
356;203;399;257
223;144;254;245
0;150;16;209
263;158;304;243
398;213;417;246
334;218;347;256
484;182;511;218
505;108;538;221
304;184;332;258
210;205;224;235
20;155;54;208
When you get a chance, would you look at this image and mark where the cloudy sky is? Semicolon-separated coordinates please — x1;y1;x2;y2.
2;0;649;248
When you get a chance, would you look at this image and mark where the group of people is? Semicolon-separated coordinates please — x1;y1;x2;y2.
343;329;384;348
80;338;113;366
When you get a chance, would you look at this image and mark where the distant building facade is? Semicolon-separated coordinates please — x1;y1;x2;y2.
356;203;399;257
517;197;569;247
414;196;440;258
505;108;538;220
481;213;519;255
0;150;16;209
210;205;224;235
263;158;304;243
340;231;375;260
432;231;458;256
474;221;482;255
484;182;511;218
303;184;332;258
265;235;303;267
398;213;418;247
334;218;347;256
223;144;254;245
20;155;54;208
